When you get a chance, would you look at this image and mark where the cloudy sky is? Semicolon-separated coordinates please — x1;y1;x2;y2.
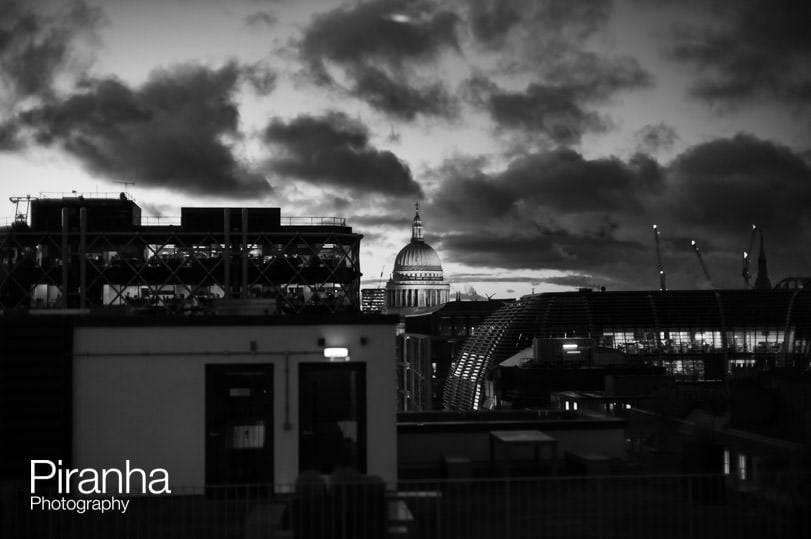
2;0;810;298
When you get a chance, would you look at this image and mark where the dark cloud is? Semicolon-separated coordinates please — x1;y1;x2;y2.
466;1;520;48
466;0;613;51
13;62;270;198
664;134;811;237
348;64;457;120
263;111;422;197
300;0;459;67
665;0;811;107
464;54;652;144
428;133;811;290
297;0;459;119
0;0;103;101
459;2;652;145
434;148;662;225
483;82;608;145
242;61;277;95
439;229;647;274
634;123;679;154
245;11;277;28
0;121;21;150
542;53;654;100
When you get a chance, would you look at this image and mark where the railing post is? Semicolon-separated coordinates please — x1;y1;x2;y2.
61;208;68;308
79;207;86;308
504;477;511;539
223;208;231;299
687;476;695;539
241;208;248;298
597;476;604;539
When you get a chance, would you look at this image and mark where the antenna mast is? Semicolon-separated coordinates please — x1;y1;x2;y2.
742;224;757;288
691;240;713;287
653;224;666;291
115;181;135;197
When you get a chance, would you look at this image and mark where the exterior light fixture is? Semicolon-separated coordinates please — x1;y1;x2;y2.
323;347;350;361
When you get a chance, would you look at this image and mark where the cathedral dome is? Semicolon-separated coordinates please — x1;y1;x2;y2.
394;242;443;277
391;204;444;281
385;204;450;312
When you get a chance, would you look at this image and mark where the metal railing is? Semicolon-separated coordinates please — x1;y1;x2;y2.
2;474;809;539
135;216;347;228
281;216;346;227
1;214;348;229
37;191;134;200
140;216;181;226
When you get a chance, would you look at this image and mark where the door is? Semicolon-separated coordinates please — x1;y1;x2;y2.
206;364;274;485
299;363;366;474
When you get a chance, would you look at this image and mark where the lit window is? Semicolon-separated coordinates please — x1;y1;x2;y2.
723;450;730;475
565;401;570;411
737;454;747;481
572;402;578;411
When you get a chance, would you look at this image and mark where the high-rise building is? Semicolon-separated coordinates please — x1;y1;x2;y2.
361;288;386;313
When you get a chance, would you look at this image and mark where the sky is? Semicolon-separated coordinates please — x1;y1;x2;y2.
1;0;811;299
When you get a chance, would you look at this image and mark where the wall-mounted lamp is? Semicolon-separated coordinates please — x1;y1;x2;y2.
323;347;350;362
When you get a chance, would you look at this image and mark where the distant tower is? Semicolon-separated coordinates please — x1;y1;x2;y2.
385;203;450;313
754;232;772;290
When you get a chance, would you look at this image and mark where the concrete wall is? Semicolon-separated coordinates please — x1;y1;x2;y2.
73;322;397;489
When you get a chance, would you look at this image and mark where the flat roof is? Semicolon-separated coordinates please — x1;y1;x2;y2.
0;312;400;328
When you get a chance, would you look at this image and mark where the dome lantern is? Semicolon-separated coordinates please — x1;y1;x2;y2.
411;202;423;242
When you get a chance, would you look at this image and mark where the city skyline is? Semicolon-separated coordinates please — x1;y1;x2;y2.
2;0;810;298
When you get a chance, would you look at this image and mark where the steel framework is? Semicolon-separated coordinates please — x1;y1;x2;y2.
1;202;362;315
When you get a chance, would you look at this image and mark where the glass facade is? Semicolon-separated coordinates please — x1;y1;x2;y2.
444;290;811;410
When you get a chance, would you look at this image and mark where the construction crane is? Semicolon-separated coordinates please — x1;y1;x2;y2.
742;224;758;288
9;195;37;224
653;224;666;291
691;240;714;287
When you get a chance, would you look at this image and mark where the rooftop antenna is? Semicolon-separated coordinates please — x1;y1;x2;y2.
754;231;772;290
653;224;666;291
115;181;135;197
691;240;714;287
742;224;757;288
388;124;401;143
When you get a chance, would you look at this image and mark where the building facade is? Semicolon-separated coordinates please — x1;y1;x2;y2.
361;288;386;313
0;314;399;488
